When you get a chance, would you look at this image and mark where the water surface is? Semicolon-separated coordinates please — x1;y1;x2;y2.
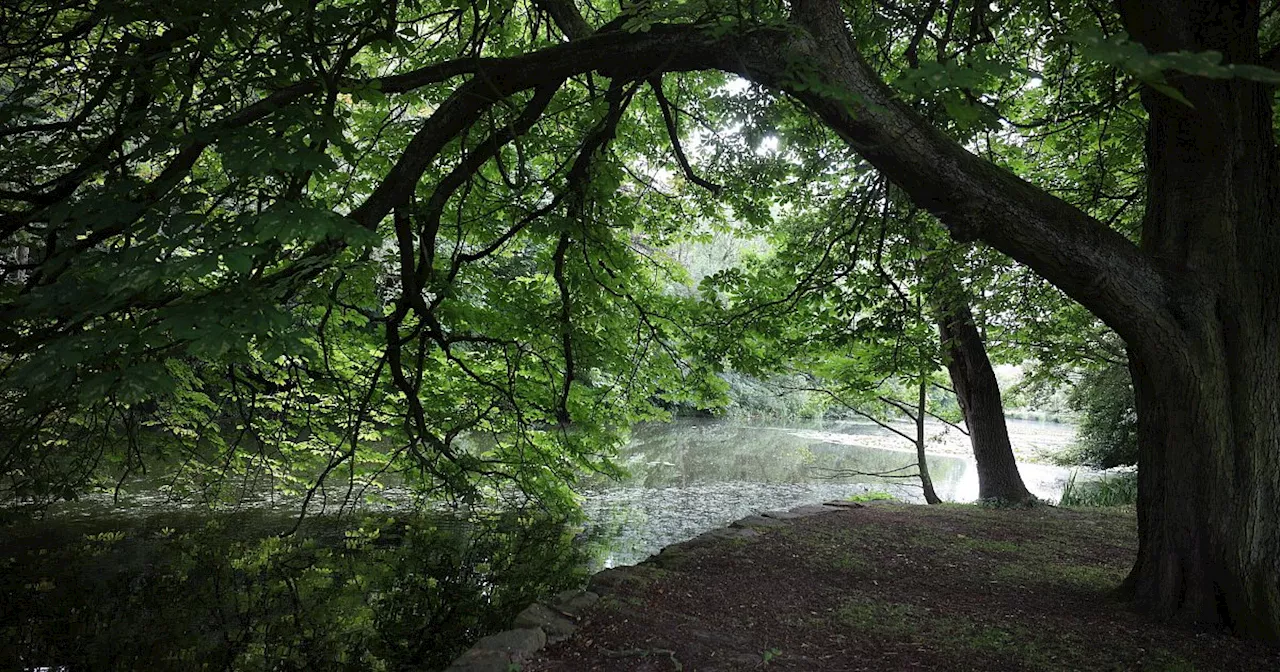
3;417;1079;670
580;418;1076;566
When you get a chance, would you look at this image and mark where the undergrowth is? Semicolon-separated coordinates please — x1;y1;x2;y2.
1059;470;1138;507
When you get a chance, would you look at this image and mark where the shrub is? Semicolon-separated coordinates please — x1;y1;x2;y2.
1059;470;1138;507
1066;361;1138;468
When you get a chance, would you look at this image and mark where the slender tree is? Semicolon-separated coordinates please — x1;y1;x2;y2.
936;297;1033;504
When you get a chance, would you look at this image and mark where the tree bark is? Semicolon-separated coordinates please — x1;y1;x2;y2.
936;300;1033;504
1111;0;1280;641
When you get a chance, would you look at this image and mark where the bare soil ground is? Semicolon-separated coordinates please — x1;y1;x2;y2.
526;503;1280;671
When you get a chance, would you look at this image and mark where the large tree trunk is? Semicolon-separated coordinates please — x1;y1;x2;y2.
1124;322;1280;638
1113;1;1280;639
936;300;1033;504
1124;347;1280;639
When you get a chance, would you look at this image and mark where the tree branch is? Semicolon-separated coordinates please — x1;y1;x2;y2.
878;394;919;423
532;0;594;39
650;76;722;194
344;24;772;231
923;407;969;436
784;382;920;445
552;231;575;424
766;0;1179;351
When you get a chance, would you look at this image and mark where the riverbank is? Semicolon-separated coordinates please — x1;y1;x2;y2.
523;503;1278;671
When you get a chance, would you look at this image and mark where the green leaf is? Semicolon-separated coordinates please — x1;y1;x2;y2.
224;248;256;275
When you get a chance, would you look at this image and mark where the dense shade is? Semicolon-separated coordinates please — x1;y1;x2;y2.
1;510;593;671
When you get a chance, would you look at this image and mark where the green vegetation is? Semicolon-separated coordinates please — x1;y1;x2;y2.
834;596;1066;664
1;511;594;670
4;0;1280;646
1059;470;1139;508
1014;344;1138;470
715;371;827;419
847;490;898;503
835;597;923;637
1065;361;1139;468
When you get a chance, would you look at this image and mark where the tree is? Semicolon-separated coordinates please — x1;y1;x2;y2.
1067;354;1140;469
0;0;717;511
769;0;1280;638
694;176;1031;504
807;366;948;506
936;296;1032;503
4;0;1279;639
694;182;956;505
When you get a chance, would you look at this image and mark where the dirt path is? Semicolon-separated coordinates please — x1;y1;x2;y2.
526;503;1279;671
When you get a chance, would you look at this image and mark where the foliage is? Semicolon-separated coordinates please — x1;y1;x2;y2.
1059;470;1138;507
0;0;733;509
5;0;1280;647
0;0;1236;511
1070;358;1141;468
1070;27;1280;106
1;510;593;670
1016;348;1137;469
715;371;826;419
0;0;1042;507
1065;360;1139;469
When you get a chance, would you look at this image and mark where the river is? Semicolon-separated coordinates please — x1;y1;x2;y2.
1;417;1077;671
579;417;1076;567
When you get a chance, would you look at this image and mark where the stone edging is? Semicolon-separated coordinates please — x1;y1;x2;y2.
441;500;865;671
443;588;599;671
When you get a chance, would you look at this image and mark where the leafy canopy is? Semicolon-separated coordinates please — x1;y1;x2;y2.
6;0;1260;508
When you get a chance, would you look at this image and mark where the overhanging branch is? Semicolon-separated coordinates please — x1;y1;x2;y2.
772;0;1179;350
650;76;722;195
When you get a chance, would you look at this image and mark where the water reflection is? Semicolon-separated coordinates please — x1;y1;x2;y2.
1;511;597;672
579;418;1075;566
2;418;1077;670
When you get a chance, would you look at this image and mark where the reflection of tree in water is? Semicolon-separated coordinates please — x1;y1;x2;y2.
568;421;978;568
1;510;595;671
810;444;969;501
615;421;968;496
620;423;823;487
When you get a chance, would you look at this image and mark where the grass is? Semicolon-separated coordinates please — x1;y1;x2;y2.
955;535;1021;554
533;504;1278;672
831;550;869;571
992;558;1127;591
1059;470;1138;507
834;594;1087;669
835;597;923;638
847;490;897;503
